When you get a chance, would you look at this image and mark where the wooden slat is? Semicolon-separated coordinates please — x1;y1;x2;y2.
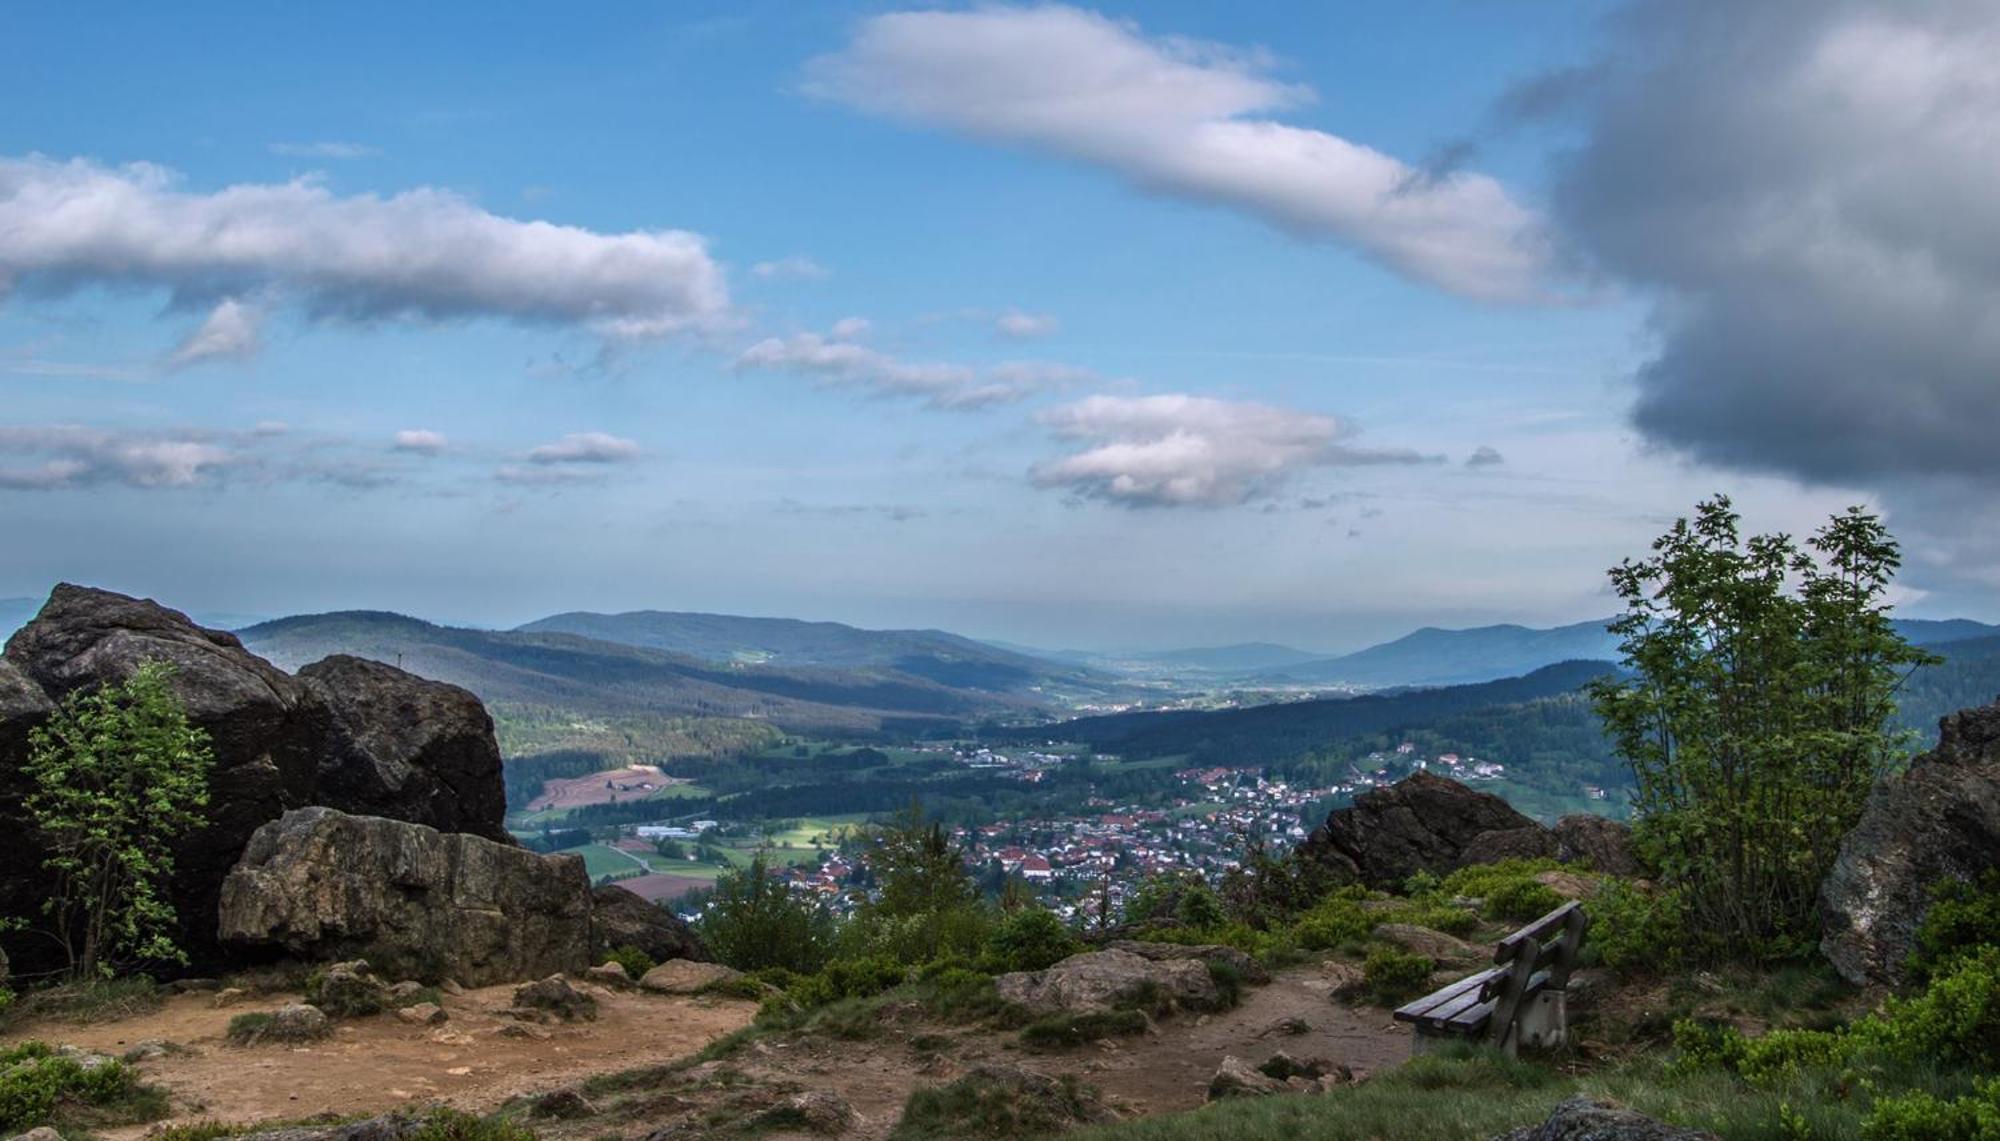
1442;996;1501;1033
1424;985;1497;1027
1494;901;1583;963
1392;967;1503;1022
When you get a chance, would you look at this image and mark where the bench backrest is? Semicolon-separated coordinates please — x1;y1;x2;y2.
1478;901;1589;1040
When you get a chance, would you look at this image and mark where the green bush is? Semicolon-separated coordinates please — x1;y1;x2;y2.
1483;879;1564;923
1862;1079;2000;1141
1909;871;2000;985
604;944;657;979
1437;859;1564;900
1589;880;1686;976
1375;900;1481;938
1294;896;1373;951
823;955;908;1001
0;1041;159;1133
986;908;1079;973
1020;1009;1149;1050
698;853;837;974
1362;946;1435;1005
1203;961;1244;1011
1173;884;1228;930
1856;948;2000;1068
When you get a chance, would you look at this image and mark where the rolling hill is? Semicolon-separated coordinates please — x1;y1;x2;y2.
237;610;1057;735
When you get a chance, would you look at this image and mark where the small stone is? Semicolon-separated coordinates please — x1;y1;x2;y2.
498;1023;550;1040
1208;1055;1287;1100
212;987;247;1008
121;1039;180;1063
396;1003;447;1026
14;1126;65;1141
440;979;467;996
584;961;632;988
512;975;597;1021
386;981;427;1003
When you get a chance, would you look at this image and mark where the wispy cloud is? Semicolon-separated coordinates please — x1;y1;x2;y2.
750;255;830;281
736;323;1087;410
166;297;261;368
524;431;641;465
807;6;1558;301
995;309;1059;339
268;141;381;160
392;429;449;455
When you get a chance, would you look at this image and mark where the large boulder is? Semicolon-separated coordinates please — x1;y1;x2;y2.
593;884;709;963
1821;699;2000;987
297;655;508;843
1554;814;1644;878
995;949;1216;1015
0;586;518;975
1296;771;1557;889
218;807;593;985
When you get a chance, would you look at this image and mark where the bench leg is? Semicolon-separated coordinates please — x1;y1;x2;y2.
1514;990;1568;1052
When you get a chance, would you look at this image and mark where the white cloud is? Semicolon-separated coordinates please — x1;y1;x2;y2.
996;309;1059;339
736;326;1079;410
524;431;642;465
830;316;872;340
1031;393;1430;507
166;297;261;368
0;426;232;489
392;428;449;455
268;141;380;160
806;6;1555;301
0;155;733;350
750;255;831;281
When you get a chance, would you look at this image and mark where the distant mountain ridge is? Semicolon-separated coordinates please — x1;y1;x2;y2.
238;609;1063;735
1254;616;2000;689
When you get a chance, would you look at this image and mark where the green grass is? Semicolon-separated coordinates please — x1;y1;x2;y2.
0;976;163;1030
0;1041;172;1135
1019;1009;1149;1050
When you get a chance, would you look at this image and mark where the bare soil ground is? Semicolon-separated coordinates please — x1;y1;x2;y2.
1;981;756;1138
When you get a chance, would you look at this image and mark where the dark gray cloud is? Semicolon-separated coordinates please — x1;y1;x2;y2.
1550;0;2000;484
1466;445;1505;468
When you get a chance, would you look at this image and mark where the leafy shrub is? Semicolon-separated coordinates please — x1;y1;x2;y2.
1375;901;1481;938
1855;948;2000;1068
843;904;996;967
1362;946;1435;1005
894;1068;1106;1140
0;1041;159;1133
1019;1009;1149;1050
604;944;657;979
1909;871;2000;985
1483;879;1564;923
1294;896;1373;951
1437;859;1564;900
696;974;769;1001
823;955;908;1001
917;968;1016;1024
986;908;1078;973
1862;1079;2000;1141
1174;884;1228;930
1203;961;1244;1010
699;853;837;974
1589;880;1687;976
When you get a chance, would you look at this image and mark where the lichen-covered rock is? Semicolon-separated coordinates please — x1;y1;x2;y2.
593;884;708;963
1104;939;1270;985
584;961;632;988
1821;699;2000;986
513;975;597;1021
297;655;508;843
1553;814;1643;877
1206;1055;1287;1100
995;949;1216;1015
1494;1095;1718;1140
760;1090;855;1135
218;807;592;986
1295;772;1558;890
306;961;391;1016
0;586;519;976
528;1088;597;1120
638;959;742;995
395;1003;447;1026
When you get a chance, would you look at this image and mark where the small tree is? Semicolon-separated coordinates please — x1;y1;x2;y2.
697;852;834;974
24;661;214;979
1589;497;1935;959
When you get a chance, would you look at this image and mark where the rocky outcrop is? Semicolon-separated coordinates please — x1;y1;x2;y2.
1820;698;2000;986
593;884;709;963
995;949;1216;1015
297;655;508;843
0;586;517;974
217;808;593;986
638;959;743;995
1296;771;1559;890
1554;814;1643;877
1495;1095;1718;1140
1103;940;1270;985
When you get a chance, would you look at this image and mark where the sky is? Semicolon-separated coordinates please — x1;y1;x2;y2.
4;0;1998;652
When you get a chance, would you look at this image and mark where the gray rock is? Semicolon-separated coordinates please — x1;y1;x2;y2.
1820;698;2000;986
592;884;708;964
584;961;632;987
297;655;508;844
995;949;1217;1015
638;959;742;995
514;974;597;1021
1295;772;1558;890
0;586;519;977
1554;815;1644;878
1206;1055;1287;1100
12;1127;65;1141
528;1088;597;1120
395;1002;447;1026
1494;1095;1717;1140
1104;939;1270;985
760;1090;856;1134
1372;923;1481;964
218;807;592;986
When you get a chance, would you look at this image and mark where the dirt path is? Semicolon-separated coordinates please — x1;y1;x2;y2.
1078;961;1411;1115
3;982;756;1136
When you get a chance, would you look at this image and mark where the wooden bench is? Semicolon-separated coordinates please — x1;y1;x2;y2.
1392;900;1589;1056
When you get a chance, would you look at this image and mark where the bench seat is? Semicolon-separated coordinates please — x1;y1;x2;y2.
1390;901;1588;1057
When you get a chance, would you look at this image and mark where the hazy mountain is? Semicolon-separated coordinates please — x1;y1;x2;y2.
514;608;1123;699
1125;643;1324;673
1256;616;1999;689
239;610;1051;734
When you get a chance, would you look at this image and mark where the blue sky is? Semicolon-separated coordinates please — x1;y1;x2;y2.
4;1;1995;650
